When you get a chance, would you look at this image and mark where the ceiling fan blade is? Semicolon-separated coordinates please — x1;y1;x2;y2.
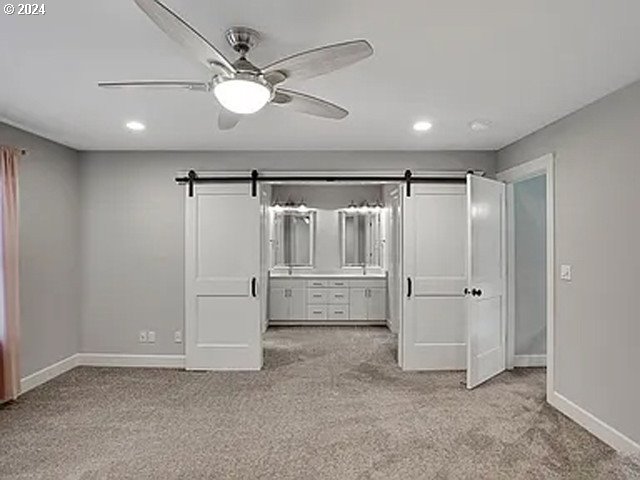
133;0;235;74
272;88;348;120
98;81;209;91
262;40;373;83
218;109;242;130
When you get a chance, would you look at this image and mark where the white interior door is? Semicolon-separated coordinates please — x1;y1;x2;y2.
402;183;467;370
185;183;262;370
466;174;506;388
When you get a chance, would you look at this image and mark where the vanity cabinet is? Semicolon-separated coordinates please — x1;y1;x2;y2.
350;287;386;321
269;276;386;324
269;282;305;321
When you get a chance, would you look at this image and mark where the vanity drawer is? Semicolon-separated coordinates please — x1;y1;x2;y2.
307;279;329;288
307;305;328;320
307;289;328;304
349;279;386;288
328;306;349;320
329;279;348;288
329;288;349;304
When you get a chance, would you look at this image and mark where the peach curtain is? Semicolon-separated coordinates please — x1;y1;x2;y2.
0;146;20;403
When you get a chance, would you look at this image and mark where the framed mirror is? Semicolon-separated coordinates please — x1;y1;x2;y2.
340;209;382;267
272;209;316;267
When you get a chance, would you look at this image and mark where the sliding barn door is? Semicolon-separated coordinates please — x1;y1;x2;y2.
466;175;506;388
402;183;467;370
185;183;262;370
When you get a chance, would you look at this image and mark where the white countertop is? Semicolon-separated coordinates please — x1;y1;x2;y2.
269;271;386;279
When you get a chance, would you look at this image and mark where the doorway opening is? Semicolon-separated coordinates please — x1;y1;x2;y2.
260;181;403;370
498;154;555;400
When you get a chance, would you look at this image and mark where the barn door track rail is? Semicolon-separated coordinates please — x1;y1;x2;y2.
176;169;478;198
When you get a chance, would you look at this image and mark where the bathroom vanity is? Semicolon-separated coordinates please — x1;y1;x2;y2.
269;274;387;325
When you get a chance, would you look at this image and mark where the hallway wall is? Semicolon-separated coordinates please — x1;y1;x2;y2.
513;175;546;358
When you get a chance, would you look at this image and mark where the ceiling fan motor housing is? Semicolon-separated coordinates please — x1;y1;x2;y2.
225;27;261;55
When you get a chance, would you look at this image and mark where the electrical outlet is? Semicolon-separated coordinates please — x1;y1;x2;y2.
147;331;156;343
138;330;148;343
174;330;183;343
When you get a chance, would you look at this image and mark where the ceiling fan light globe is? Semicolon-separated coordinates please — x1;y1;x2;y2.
213;77;271;115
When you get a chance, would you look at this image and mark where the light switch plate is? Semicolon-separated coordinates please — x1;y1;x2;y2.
138;330;148;343
174;330;183;344
147;331;156;343
560;264;572;281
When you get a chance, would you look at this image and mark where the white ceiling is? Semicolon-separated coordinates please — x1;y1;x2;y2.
2;0;640;151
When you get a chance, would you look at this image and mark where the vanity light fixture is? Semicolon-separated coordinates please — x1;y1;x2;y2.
270;200;314;213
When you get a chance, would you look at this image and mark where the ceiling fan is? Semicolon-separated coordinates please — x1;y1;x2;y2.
99;0;374;130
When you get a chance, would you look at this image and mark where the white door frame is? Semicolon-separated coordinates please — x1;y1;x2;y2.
497;154;555;400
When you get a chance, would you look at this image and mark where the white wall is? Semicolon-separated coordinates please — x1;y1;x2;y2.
270;184;383;273
498;80;640;448
0;122;81;377
513;175;546;356
80;151;495;355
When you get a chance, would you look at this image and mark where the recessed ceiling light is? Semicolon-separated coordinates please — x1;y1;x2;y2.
126;120;146;131
469;120;492;131
413;121;433;132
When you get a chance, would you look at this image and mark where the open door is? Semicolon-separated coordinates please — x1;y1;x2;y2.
402;183;468;370
185;183;262;370
466;174;506;388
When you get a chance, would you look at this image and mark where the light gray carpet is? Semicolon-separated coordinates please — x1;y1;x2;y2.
1;327;639;480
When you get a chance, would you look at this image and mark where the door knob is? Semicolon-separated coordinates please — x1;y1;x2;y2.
471;288;483;297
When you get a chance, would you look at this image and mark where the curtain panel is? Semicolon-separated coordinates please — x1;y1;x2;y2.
0;146;20;403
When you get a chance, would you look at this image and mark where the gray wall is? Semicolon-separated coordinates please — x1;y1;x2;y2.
498;80;640;445
79;151;495;355
513;175;546;356
0;122;81;378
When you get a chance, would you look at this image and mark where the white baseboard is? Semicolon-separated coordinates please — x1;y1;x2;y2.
77;353;185;368
20;353;80;394
549;391;640;455
514;354;546;367
19;353;186;395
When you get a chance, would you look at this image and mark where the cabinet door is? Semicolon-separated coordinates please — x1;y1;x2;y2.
269;288;290;320
289;288;306;320
349;288;368;320
367;288;387;320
